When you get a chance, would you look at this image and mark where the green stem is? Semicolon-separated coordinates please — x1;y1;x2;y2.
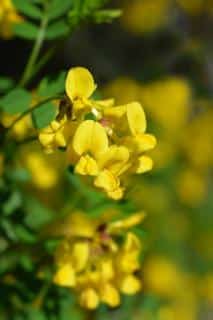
19;4;49;87
31;45;56;79
6;95;62;134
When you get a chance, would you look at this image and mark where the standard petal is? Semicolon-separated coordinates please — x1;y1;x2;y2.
127;102;147;135
73;120;108;157
65;67;97;101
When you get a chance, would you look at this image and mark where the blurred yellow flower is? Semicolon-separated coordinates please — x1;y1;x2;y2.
24;152;59;189
53;210;145;309
39;118;67;154
177;0;213;15
144;256;184;297
121;0;171;34
1;113;32;140
176;168;206;206
140;77;191;134
182;108;213;170
0;0;22;38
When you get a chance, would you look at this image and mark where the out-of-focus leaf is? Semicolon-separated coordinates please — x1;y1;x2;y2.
0;77;14;93
13;0;42;19
13;22;39;40
48;0;72;20
15;225;36;244
38;72;66;98
25;308;46;320
2;191;22;216
0;88;31;114
32;101;57;129
46;21;70;39
24;197;54;230
92;9;122;23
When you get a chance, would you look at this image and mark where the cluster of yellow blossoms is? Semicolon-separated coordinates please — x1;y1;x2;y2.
0;0;22;39
52;211;145;309
39;67;156;200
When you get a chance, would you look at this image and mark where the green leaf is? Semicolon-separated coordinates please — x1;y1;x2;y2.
48;0;72;20
2;191;22;216
46;21;70;40
0;76;14;93
13;0;42;19
15;225;36;244
24;197;54;230
13;21;39;40
25;308;46;320
93;9;122;23
0;88;31;114
38;72;66;98
32;101;57;129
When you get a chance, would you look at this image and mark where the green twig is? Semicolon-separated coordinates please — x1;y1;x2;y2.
19;2;49;87
5;95;62;134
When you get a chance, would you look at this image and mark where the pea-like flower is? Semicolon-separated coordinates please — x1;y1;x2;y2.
52;210;145;309
38;67;157;199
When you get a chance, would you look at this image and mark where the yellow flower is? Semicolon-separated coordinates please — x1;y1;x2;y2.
72;119;108;175
39;119;67;154
176;168;206;206
0;0;22;39
144;256;184;297
24;152;59;189
39;67;156;199
1;113;32;140
52;210;144;309
140;77;191;134
177;0;213;16
121;0;171;34
65;67;96;113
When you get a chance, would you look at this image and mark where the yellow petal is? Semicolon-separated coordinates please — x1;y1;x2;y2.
65;67;96;101
124;232;141;252
99;259;114;281
79;288;99;310
135;133;157;153
53;263;75;287
55;131;66;147
75;155;99;175
62;212;96;238
108;187;124;200
73;120;108;157
94;169;120;192
72;242;89;272
98;145;129;175
100;283;120;307
127;102;146;135
109;212;146;232
38;132;53;147
104;105;127;118
95;98;115;109
119;274;141;295
135;155;153;173
118;251;140;273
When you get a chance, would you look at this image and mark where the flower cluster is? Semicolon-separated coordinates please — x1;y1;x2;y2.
39;67;156;199
0;0;22;38
53;211;145;309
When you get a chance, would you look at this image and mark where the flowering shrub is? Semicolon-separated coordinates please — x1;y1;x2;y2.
0;0;212;319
